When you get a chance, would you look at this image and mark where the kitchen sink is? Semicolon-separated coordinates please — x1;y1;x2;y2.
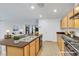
19;36;38;42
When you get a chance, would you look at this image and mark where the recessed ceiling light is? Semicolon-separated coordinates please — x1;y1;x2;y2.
30;5;35;10
39;14;43;18
53;9;57;13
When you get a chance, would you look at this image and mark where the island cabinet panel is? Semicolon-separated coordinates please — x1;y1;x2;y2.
30;40;36;56
6;46;24;56
24;45;30;56
0;35;42;56
35;38;39;55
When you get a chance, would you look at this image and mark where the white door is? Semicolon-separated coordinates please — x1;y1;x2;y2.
39;20;53;41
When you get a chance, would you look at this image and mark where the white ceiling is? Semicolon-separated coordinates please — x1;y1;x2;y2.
0;3;75;21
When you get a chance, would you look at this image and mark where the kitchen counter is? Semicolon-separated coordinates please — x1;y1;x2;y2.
0;35;41;48
57;32;79;56
0;39;28;48
62;34;79;43
0;35;42;56
62;34;79;55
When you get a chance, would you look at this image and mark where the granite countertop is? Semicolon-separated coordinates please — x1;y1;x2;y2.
63;34;79;42
0;35;41;48
0;39;29;48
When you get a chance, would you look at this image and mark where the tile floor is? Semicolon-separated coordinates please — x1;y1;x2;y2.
37;41;61;56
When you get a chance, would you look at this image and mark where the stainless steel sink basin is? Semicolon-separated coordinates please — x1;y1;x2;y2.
19;36;37;42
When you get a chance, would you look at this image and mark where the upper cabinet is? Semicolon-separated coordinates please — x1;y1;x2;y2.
74;19;79;28
67;9;75;28
74;6;79;28
60;16;68;28
74;6;79;14
61;9;74;29
60;5;79;29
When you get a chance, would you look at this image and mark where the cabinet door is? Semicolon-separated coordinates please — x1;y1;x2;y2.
75;19;79;28
59;38;64;56
57;34;62;50
6;46;24;56
74;6;79;28
24;45;30;56
67;9;75;28
57;34;61;48
36;38;39;55
61;16;68;28
30;40;36;56
57;34;64;56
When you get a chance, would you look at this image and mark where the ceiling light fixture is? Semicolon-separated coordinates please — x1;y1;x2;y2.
30;5;35;10
39;14;43;18
53;9;57;13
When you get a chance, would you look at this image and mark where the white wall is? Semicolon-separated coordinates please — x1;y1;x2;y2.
5;19;38;34
0;21;5;39
39;19;62;42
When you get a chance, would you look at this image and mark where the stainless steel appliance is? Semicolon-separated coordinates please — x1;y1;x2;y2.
64;41;78;56
62;35;79;56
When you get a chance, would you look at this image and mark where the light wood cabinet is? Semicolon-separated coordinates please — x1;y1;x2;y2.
59;38;64;56
35;38;39;55
61;9;75;29
2;35;42;56
30;40;36;56
61;16;68;28
6;45;30;56
67;9;75;28
57;34;64;56
73;6;79;28
60;5;79;28
75;19;79;28
24;45;30;56
6;46;24;56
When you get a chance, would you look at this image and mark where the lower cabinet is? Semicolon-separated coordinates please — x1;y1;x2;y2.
6;37;41;56
6;46;24;56
59;38;64;56
30;40;36;56
35;38;39;55
24;45;30;56
29;38;40;56
57;34;64;56
6;45;29;56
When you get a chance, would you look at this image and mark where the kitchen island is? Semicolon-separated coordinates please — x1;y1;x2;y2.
0;35;42;56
